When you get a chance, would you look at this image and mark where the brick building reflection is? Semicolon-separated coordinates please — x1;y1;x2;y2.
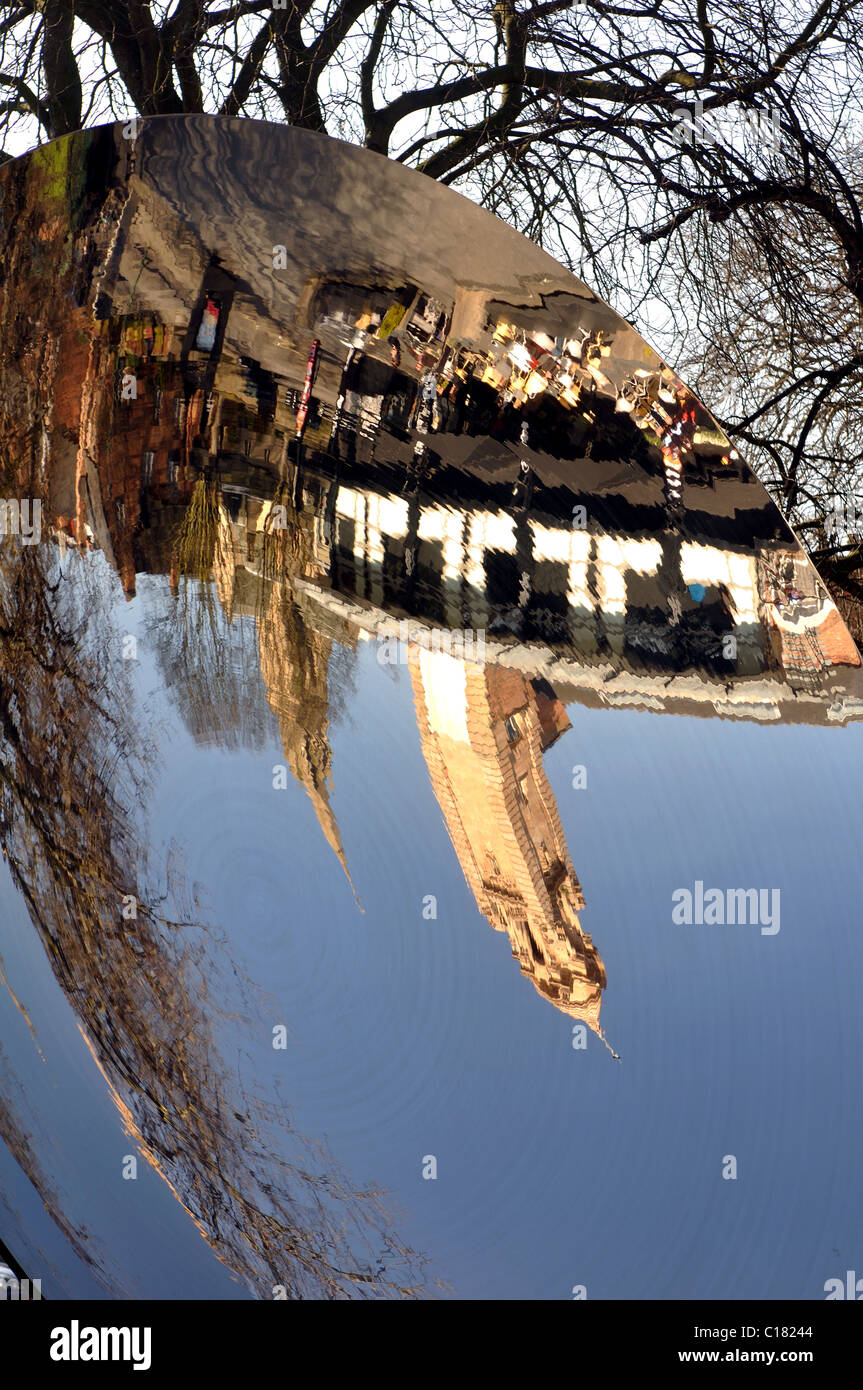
409;648;611;1042
51;308;197;597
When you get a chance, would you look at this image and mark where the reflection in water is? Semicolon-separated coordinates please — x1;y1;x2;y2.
409;651;612;1049
0;117;860;1294
0;127;436;1299
0;522;429;1298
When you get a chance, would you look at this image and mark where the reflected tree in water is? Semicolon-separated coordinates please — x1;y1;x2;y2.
0;534;431;1296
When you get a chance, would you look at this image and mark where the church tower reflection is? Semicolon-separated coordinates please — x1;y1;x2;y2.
408;648;612;1045
258;581;356;894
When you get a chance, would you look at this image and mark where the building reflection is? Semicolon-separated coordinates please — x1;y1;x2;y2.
48;291;862;703
39;146;859;702
3;118;863;1291
257;568;358;893
25;124;863;1035
409;650;610;1042
176;480;613;1036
